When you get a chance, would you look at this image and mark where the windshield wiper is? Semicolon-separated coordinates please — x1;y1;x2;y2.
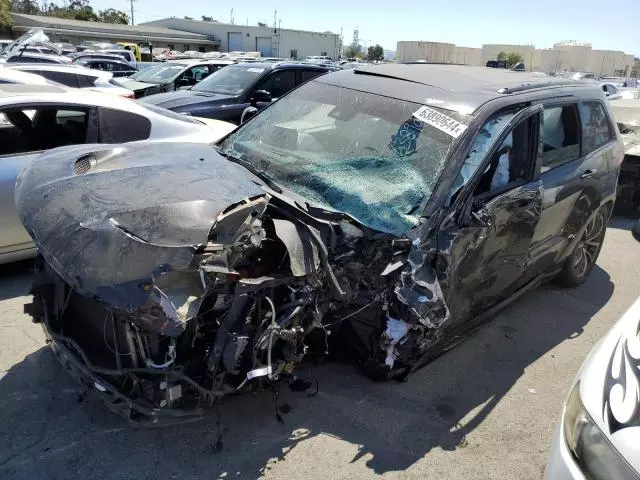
217;150;282;193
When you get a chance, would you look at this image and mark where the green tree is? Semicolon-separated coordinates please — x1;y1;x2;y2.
43;0;98;21
343;45;361;59
505;52;524;68
496;51;507;61
0;0;11;31
12;0;39;14
97;8;128;24
367;44;384;61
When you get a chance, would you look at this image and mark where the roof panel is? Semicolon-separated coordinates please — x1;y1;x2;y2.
352;64;571;91
316;65;599;114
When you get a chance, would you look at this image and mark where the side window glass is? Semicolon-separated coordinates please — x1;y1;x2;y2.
99;108;151;143
578;102;614;155
301;69;324;83
540;105;580;172
38;70;79;88
258;70;296;98
0;107;88;156
77;74;96;88
472;116;536;196
190;65;209;82
446;112;514;204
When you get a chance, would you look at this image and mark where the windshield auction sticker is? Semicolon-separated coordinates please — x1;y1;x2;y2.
413;106;467;138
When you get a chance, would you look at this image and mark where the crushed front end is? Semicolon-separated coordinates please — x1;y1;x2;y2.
17;143;451;425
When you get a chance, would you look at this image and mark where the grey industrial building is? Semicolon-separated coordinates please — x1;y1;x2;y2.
141;18;340;60
8;13;340;59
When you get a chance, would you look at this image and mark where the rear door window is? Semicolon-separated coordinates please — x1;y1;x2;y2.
578;101;615;155
540;105;580;172
99;108;151;143
300;69;325;84
256;70;296;98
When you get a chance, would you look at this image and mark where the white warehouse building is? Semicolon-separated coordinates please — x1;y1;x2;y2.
141;18;341;60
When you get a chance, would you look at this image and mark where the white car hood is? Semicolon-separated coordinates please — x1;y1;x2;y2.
579;297;640;473
192;116;236;140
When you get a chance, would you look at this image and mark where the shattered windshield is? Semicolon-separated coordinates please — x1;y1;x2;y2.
130;63;184;82
192;65;266;94
220;81;469;234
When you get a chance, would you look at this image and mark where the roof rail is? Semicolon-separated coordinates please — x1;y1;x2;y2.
497;80;580;94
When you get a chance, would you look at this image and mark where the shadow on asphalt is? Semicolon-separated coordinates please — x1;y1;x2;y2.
0;259;34;302
0;265;614;479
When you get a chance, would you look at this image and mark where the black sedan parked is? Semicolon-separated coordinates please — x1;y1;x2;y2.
139;61;334;124
16;65;623;426
74;57;137;78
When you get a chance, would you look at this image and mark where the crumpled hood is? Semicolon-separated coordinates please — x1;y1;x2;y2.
578;296;640;474
14;142;263;308
139;90;235;110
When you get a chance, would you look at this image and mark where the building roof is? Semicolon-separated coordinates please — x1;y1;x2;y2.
141;17;339;37
11;13;219;44
318;64;599;113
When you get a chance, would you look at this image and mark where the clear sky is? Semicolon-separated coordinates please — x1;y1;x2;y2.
91;0;638;55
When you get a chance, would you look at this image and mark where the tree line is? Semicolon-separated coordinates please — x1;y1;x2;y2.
1;0;130;31
496;51;524;68
343;43;385;61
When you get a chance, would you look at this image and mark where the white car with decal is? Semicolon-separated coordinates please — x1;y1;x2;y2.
545;220;640;480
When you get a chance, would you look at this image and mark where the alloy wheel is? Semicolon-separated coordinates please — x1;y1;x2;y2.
572;213;605;278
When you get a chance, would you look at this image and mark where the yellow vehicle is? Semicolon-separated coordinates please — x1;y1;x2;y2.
117;42;142;62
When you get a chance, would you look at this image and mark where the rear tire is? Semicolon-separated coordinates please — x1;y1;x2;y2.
557;209;607;288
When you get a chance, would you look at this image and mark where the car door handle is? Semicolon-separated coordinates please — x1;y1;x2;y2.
581;169;598;179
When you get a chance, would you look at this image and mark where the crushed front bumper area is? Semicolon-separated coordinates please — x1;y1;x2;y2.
27;293;207;426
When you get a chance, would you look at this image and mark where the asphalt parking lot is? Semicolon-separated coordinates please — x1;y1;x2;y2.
0;216;638;480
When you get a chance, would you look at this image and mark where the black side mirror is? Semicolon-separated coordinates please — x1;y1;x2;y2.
632;219;640;242
241;106;259;125
250;90;272;106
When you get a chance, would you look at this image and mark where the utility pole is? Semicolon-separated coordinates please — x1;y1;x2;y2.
129;0;136;25
230;8;234;25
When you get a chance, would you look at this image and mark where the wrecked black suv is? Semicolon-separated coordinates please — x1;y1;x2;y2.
16;65;623;425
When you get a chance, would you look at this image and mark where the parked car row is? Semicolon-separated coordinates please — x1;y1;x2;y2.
140;61;335;123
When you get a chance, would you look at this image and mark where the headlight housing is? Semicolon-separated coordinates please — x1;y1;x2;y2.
563;382;638;480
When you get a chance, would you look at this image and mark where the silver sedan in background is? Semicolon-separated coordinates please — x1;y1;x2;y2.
0;84;236;264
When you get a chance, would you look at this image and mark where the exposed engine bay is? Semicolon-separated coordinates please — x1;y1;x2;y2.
24;175;446;426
